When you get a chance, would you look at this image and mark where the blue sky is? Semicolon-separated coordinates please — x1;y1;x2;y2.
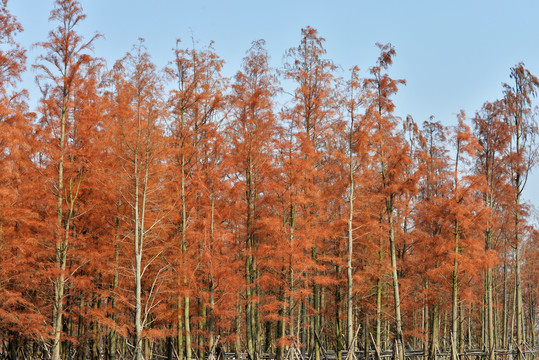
9;0;539;213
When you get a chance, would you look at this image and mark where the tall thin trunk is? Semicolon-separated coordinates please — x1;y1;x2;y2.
424;281;430;354
511;280;516;349
313;248;321;360
336;267;343;360
494;289;500;349
91;297;101;360
376;222;383;349
347;107;355;352
300;298;306;353
109;215;120;360
255;277;261;356
199;300;206;360
451;219;459;360
208;189;216;352
175;90;191;360
264;321;271;354
364;315;370;360
134;88;153;360
76;298;86;360
484;169;496;359
443;311;448;352
177;298;184;360
235;302;241;357
459;304;464;353
468;305;472;349
514;202;524;360
245;155;256;360
288;203;295;343
428;306;439;360
134;141;143;360
63;297;73;360
503;250;508;349
277;288;286;360
529;293;536;346
184;296;192;360
52;85;68;360
387;195;404;360
486;257;495;360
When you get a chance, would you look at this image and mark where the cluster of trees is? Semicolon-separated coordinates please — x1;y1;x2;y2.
0;1;537;359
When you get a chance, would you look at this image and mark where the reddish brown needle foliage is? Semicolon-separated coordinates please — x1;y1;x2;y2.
0;4;537;359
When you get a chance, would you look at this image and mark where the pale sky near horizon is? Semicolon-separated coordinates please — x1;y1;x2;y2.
8;0;539;216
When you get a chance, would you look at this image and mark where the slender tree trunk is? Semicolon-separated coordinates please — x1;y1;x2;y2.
443;310;448;352
514;203;524;360
134;98;153;360
255;278;262;356
347;113;355;352
277;289;286;360
185;296;192;360
511;281;516;350
61;272;72;360
76;298;86;360
109;216;120;360
177;298;184;360
144;338;151;360
246;248;255;357
208;280;216;352
178;106;191;360
451;219;459;360
487;266;495;360
387;196;404;360
91;297;101;360
376;211;384;350
307;300;313;351
199;300;206;360
376;269;382;348
424;282;429;354
52;88;68;360
364;315;370;360
468;305;472;349
235;302;241;357
288;203;295;344
494;289;500;350
245;157;257;360
511;90;529;359
313;248;321;360
264;321;272;354
529;293;536;347
300;300;306;352
134;252;143;360
428;306;439;360
503;251;508;349
208;190;216;352
134;158;143;360
459;304;464;353
336;267;343;360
